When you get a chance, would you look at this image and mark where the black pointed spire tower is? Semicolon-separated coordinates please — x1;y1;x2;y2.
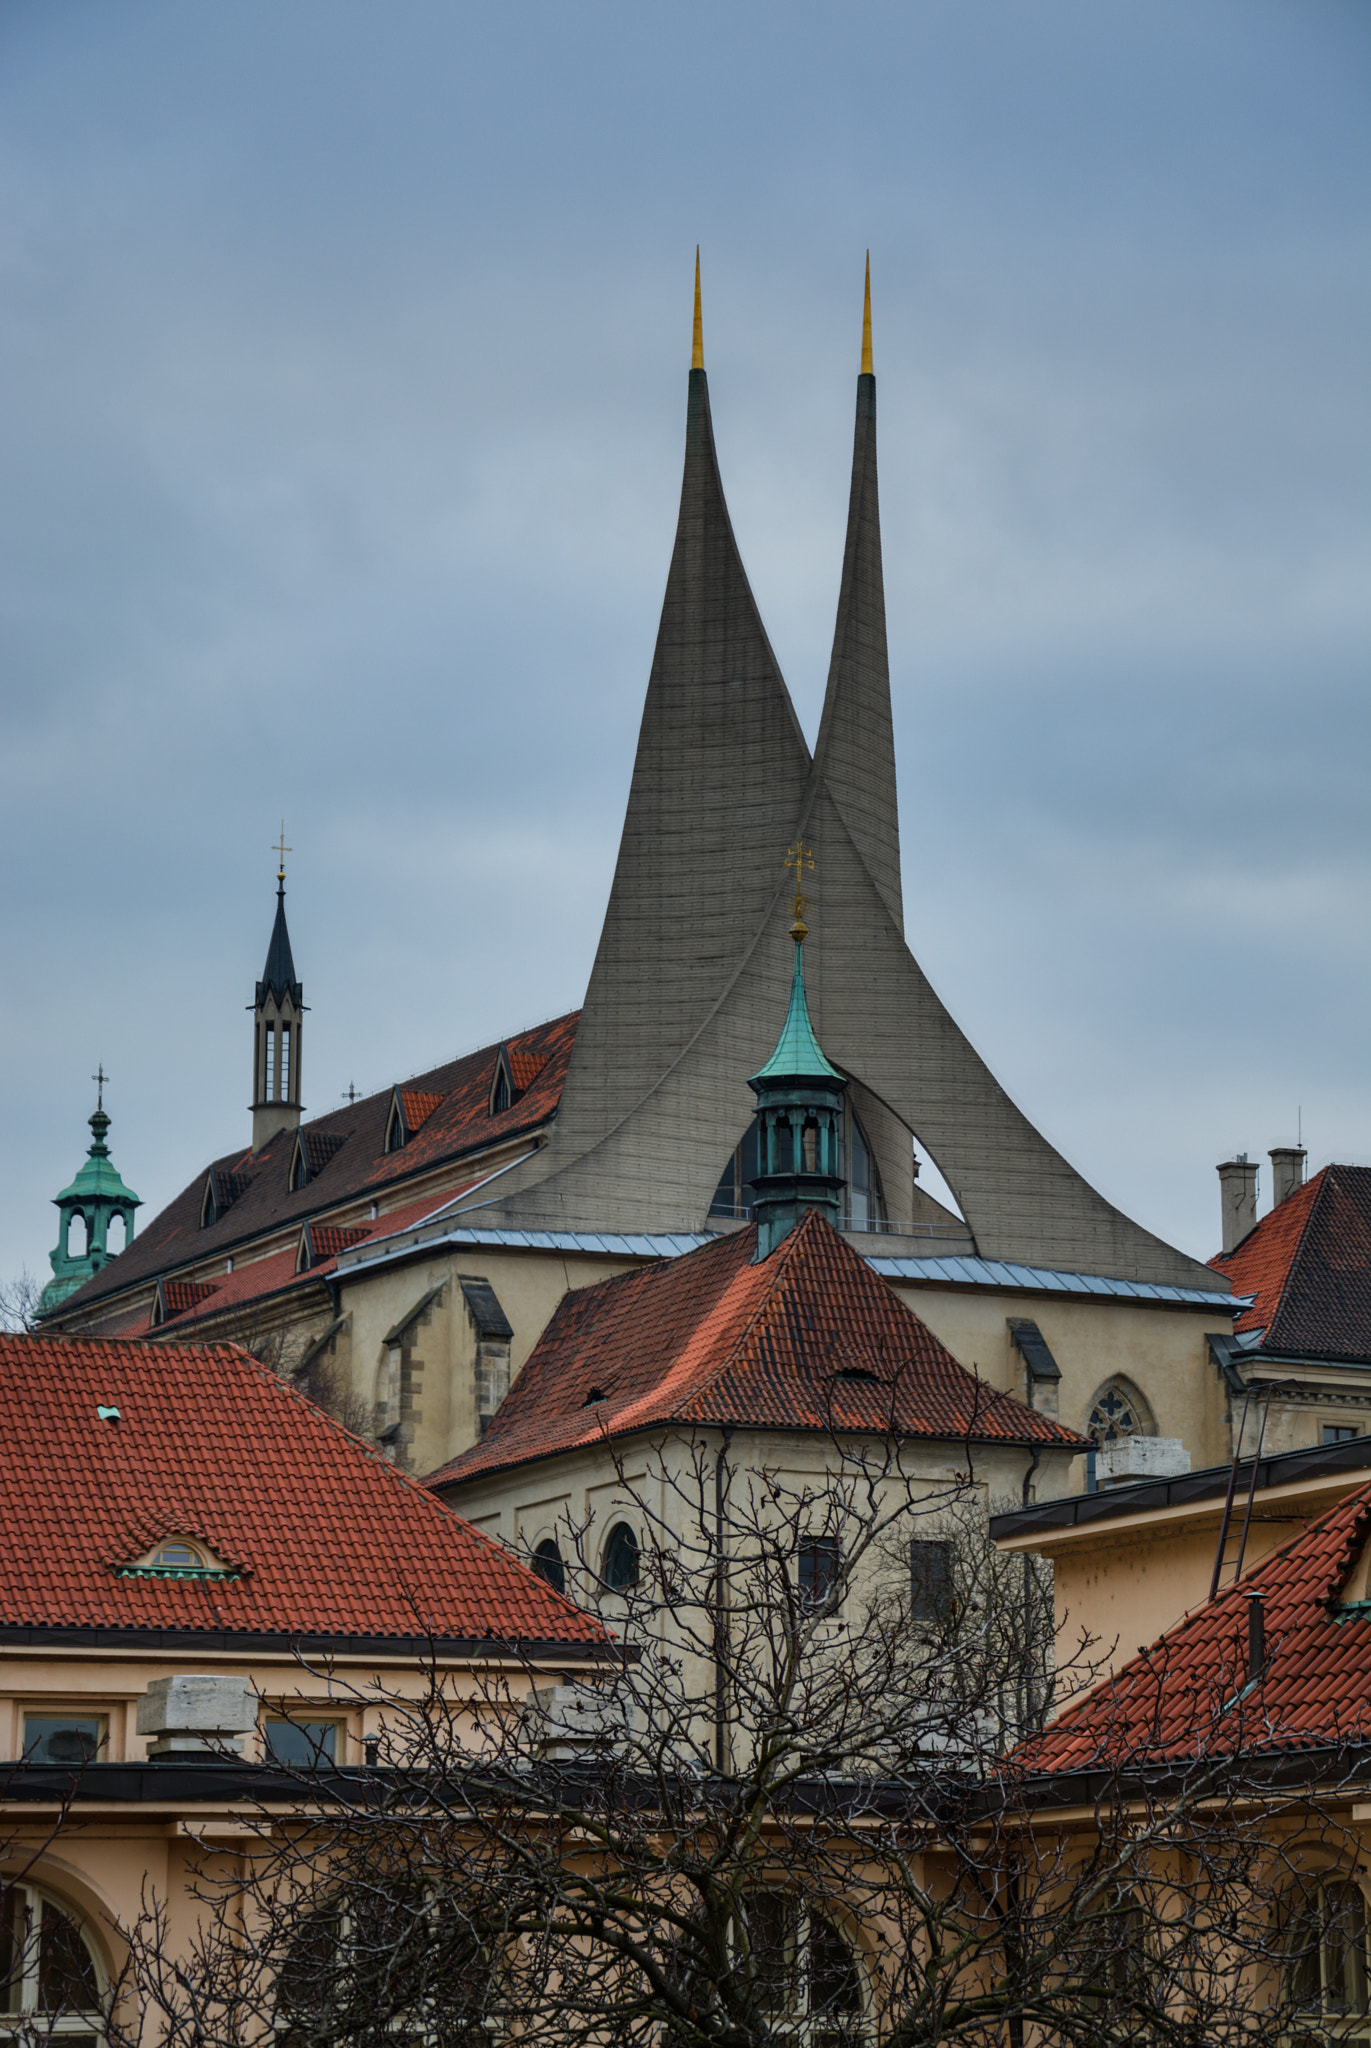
251;827;305;1151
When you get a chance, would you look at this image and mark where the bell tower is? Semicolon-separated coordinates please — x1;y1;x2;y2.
39;1068;142;1315
747;847;849;1260
251;829;306;1152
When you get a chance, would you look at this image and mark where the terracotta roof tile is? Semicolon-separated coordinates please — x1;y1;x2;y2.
307;1224;372;1263
428;1212;1086;1490
1020;1480;1371;1772
0;1332;605;1647
399;1089;443;1133
1210;1166;1371;1361
48;1011;579;1325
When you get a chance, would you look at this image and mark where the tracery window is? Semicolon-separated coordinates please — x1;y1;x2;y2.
1085;1376;1156;1445
1285;1877;1371;2043
738;1893;865;2047
845;1114;885;1233
0;1883;105;2046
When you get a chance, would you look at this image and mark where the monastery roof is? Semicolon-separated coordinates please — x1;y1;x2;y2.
47;1011;579;1323
427;1211;1086;1490
1208;1165;1371;1362
0;1332;604;1649
1019;1479;1371;1772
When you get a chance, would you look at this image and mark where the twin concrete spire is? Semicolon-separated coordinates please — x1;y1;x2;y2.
455;259;1215;1286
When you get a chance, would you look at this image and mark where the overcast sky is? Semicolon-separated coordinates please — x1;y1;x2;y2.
2;0;1368;1289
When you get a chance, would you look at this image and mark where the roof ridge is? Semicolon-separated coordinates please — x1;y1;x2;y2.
675;1218;809;1409
1267;1166;1332;1331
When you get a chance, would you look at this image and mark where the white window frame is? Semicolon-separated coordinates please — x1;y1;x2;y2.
0;1882;105;2043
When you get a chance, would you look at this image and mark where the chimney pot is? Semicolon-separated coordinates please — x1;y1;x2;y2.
1269;1146;1307;1210
1217;1157;1259;1254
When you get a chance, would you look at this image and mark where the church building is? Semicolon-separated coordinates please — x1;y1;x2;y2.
44;262;1247;1490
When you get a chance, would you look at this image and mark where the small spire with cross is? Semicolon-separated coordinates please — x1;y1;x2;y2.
343;1082;359;1105
92;1063;108;1112
784;841;815;943
274;822;292;887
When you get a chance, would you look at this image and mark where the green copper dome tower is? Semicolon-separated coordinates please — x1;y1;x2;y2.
39;1068;142;1315
747;847;849;1260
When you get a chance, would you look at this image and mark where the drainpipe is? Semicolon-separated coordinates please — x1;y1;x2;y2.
714;1424;735;1776
1021;1443;1043;1732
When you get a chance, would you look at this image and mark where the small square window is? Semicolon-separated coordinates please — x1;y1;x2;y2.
23;1716;105;1766
1324;1425;1360;1445
797;1536;840;1607
264;1719;340;1767
910;1539;953;1626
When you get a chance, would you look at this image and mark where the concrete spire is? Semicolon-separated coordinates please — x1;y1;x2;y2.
496;284;812;1208
812;255;902;931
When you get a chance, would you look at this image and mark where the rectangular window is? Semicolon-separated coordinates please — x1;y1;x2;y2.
797;1536;840;1608
22;1715;104;1766
1324;1425;1360;1445
909;1539;953;1626
263;1718;340;1767
280;1023;291;1098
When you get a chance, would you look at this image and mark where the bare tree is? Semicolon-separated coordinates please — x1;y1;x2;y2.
0;1269;46;1335
112;1432;1370;2048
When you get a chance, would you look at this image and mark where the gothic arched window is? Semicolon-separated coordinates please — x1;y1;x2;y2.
1085;1376;1157;1445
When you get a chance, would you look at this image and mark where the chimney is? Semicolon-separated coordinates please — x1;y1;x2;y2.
1269;1146;1307;1210
1217;1156;1259;1254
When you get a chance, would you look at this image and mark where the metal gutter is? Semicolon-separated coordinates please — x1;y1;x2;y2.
990;1430;1371;1544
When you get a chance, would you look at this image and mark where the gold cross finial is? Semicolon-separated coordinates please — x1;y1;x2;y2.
274;822;291;884
92;1063;108;1111
784;841;815;942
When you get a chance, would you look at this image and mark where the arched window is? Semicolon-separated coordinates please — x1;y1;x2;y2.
0;1883;104;2040
1069;1892;1156;2028
532;1539;566;1597
1085;1376;1156;1445
738;1893;864;2046
601;1522;639;1593
710;1116;763;1221
1286;1877;1371;2037
846;1113;885;1233
277;1883;498;2048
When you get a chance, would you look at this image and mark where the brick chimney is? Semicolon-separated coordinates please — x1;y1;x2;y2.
1217;1155;1259;1254
1269;1146;1307;1210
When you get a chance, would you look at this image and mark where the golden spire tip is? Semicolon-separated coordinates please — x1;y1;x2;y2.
692;246;704;371
860;251;873;377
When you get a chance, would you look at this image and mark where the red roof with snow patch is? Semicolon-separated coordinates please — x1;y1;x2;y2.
0;1332;605;1647
428;1212;1085;1490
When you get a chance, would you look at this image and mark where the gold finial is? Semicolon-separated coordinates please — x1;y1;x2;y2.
692;246;704;371
274;822;292;885
91;1063;108;1112
860;251;873;376
784;841;815;943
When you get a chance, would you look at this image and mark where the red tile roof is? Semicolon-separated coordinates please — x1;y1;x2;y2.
48;1010;580;1325
0;1333;605;1648
1209;1165;1371;1362
399;1089;444;1133
1020;1481;1371;1771
428;1212;1086;1490
139;1192;463;1336
161;1278;219;1316
307;1224;372;1264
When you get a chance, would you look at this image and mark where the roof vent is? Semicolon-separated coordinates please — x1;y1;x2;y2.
582;1387;606;1406
95;1404;120;1423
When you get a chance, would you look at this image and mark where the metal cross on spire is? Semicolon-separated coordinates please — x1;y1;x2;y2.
274;823;292;885
784;840;815;943
91;1063;108;1111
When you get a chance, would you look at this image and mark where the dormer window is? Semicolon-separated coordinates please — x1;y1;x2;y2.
116;1535;239;1581
489;1047;515;1116
290;1134;309;1191
200;1177;218;1229
384;1093;407;1153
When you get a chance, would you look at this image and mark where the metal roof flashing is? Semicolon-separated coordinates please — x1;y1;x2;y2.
991;1432;1371;1551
